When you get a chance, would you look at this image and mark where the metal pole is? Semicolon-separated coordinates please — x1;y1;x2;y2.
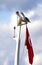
17;25;21;65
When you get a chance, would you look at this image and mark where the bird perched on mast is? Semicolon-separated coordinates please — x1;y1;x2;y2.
21;12;30;23
16;11;30;26
16;11;22;26
16;11;22;18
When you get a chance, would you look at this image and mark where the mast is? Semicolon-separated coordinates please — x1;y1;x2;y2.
17;25;21;65
14;11;29;65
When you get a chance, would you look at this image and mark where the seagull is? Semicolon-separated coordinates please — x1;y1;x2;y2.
16;11;22;18
21;12;30;23
16;11;30;25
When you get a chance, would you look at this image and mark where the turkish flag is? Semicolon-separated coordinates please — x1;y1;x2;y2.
25;25;34;64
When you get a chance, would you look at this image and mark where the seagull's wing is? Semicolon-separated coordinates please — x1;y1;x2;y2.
25;17;30;22
21;12;25;18
21;12;30;23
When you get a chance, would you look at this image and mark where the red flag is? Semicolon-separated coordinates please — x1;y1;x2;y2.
25;25;34;64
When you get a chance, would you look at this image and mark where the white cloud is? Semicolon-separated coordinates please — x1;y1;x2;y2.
33;53;42;65
24;53;42;65
4;58;8;65
0;0;29;11
4;60;8;65
0;51;5;58
9;12;17;28
35;4;42;16
0;13;16;65
25;10;35;18
0;0;42;11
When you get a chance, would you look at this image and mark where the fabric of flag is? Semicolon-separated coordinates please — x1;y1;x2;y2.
25;25;34;64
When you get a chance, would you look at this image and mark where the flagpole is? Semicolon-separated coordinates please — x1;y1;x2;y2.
17;25;21;65
14;13;21;65
16;12;21;65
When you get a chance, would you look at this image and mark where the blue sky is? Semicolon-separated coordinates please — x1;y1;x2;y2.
0;0;42;65
0;11;11;23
